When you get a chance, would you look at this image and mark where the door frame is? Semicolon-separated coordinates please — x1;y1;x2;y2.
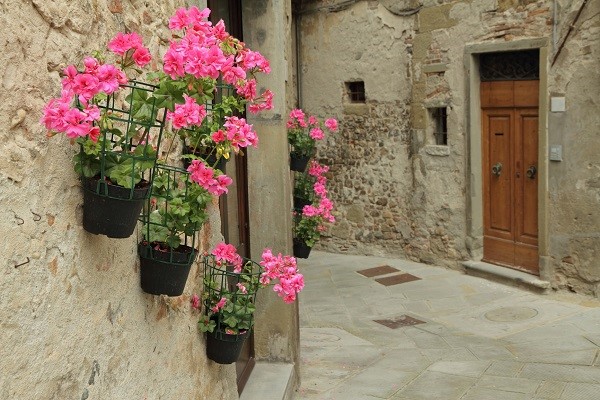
207;0;255;394
464;39;550;279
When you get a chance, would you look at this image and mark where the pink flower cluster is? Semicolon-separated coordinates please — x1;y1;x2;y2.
166;95;207;129
324;118;338;132
287;109;307;128
187;159;233;196
41;33;152;141
259;249;304;304
211;116;258;152
107;32;152;67
286;109;338;140
304;160;335;223
41;92;102;141
212;242;243;272
163;7;273;113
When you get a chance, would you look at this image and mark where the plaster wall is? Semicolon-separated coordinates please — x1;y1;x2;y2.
0;0;292;398
545;0;600;295
298;0;600;295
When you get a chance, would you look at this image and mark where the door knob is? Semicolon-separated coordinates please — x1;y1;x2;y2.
491;162;503;177
526;165;537;179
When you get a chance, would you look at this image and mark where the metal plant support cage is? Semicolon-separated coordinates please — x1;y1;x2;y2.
181;83;237;152
81;80;167;200
138;163;203;266
202;254;262;342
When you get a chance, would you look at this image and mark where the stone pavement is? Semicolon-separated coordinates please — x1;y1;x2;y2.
294;251;600;400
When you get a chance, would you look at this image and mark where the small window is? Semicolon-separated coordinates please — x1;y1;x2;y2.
431;107;448;145
345;81;365;103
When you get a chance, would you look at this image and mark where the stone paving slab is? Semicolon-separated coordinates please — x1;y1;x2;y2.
294;252;600;400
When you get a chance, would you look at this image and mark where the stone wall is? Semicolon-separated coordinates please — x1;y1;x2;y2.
299;0;600;295
0;1;239;398
298;1;417;258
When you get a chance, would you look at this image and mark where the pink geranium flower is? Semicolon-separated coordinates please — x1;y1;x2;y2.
212;242;243;272
132;47;152;67
166;95;207;129
309;128;324;140
259;249;303;303
72;73;100;101
211;297;227;313
325;118;338;131
108;32;143;55
190;294;200;309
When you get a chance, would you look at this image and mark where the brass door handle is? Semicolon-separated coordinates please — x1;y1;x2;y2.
491;162;503;177
526;165;537;179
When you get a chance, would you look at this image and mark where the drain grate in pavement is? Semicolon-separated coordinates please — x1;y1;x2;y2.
375;273;421;286
356;265;400;277
374;315;425;329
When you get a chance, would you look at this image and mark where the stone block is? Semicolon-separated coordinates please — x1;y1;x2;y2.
418;4;457;33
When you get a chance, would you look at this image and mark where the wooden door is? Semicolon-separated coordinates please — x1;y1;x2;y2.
208;0;255;393
481;80;539;274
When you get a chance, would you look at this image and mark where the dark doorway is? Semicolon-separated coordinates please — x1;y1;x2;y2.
208;0;255;393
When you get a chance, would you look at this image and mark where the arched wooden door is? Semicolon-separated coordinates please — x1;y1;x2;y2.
481;80;539;274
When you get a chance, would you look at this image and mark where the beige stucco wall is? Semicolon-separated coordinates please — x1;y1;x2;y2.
298;0;600;295
545;0;600;295
0;0;298;398
243;0;300;370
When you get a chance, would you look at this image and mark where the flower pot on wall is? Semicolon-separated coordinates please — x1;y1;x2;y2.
138;243;196;296
290;153;311;172
206;329;249;364
82;177;150;238
293;238;312;259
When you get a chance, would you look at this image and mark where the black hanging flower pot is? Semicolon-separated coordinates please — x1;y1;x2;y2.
293;238;312;259
82;177;150;238
206;329;249;364
290;153;311;172
138;242;196;296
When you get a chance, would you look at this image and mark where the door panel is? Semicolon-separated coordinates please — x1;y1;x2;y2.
481;80;539;274
485;112;513;238
481;81;513;108
517;110;538;243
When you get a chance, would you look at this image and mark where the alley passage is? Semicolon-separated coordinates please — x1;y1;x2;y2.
296;252;600;400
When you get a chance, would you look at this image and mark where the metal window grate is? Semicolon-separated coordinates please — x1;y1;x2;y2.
432;107;448;146
480;50;539;81
346;81;365;103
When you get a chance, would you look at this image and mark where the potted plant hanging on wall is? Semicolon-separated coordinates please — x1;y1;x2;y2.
293;171;315;212
198;244;304;364
293;161;336;258
42;34;168;238
135;6;273;296
287;109;337;172
179;84;245;173
41;6;272;239
138;163;215;296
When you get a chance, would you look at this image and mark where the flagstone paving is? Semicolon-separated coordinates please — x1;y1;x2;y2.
294;251;600;400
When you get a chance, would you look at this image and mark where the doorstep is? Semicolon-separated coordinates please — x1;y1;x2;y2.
239;362;295;400
462;260;551;293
